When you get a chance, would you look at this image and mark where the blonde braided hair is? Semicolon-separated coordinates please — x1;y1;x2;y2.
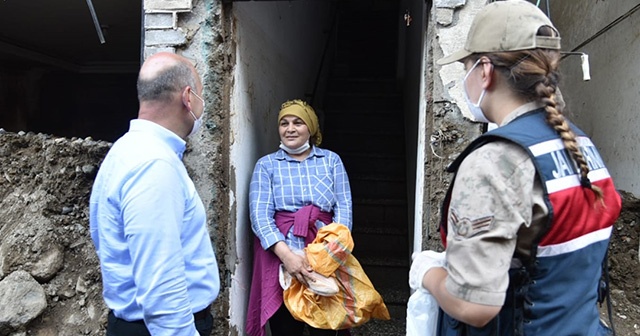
481;27;603;201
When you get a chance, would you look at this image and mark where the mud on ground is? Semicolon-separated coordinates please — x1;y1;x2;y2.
605;190;640;335
0;130;638;335
0;131;110;335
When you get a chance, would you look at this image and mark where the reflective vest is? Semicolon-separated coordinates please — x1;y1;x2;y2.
438;109;621;336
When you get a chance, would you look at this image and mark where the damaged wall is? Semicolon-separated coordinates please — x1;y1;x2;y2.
422;0;484;250
549;1;640;196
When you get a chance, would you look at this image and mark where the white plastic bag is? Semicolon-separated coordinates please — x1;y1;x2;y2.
406;288;439;336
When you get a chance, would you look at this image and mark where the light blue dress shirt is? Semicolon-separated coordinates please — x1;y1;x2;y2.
249;146;352;251
89;119;220;335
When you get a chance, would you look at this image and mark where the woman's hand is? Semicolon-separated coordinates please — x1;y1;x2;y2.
271;241;314;287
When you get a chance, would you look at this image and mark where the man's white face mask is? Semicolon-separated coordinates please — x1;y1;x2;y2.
189;91;205;137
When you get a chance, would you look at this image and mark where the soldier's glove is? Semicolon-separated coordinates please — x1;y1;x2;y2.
409;250;447;291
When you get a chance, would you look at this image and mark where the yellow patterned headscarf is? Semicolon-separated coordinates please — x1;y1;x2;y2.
278;99;322;146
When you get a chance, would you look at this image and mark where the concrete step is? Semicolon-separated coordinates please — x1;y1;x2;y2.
356;256;410;302
332;52;397;69
377;283;410;306
353;225;408;261
349;174;407;200
355;256;410;330
330;52;397;76
324;107;402;115
352;225;408;236
323;131;405;153
351;309;407;336
353;198;408;229
325;92;402;110
328;78;400;95
339;151;406;176
323;108;404;126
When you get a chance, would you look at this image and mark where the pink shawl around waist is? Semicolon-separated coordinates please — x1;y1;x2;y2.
245;205;332;336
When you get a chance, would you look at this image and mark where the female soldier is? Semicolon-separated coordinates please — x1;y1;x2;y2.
410;1;621;335
246;99;352;336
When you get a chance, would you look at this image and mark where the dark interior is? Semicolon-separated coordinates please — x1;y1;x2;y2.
0;0;141;141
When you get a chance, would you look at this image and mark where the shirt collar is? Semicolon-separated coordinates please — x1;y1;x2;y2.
500;101;546;126
129;119;187;159
275;145;326;161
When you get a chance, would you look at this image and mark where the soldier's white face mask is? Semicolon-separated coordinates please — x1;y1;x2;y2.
463;59;490;123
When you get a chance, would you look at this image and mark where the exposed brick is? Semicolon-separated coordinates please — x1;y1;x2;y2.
435;0;465;9
436;8;455;26
145;29;187;47
144;0;192;12
144;47;176;60
145;13;175;29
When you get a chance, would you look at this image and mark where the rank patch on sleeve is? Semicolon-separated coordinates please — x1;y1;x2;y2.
449;209;494;240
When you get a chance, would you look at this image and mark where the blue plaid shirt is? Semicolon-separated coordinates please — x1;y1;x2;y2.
249;146;352;250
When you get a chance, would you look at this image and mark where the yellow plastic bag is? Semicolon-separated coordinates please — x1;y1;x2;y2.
282;223;391;330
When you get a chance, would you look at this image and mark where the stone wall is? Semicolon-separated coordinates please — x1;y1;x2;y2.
422;0;484;250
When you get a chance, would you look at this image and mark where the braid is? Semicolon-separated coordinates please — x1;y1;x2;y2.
481;26;604;202
539;81;604;200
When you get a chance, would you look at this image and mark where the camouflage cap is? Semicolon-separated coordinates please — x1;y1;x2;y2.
437;0;561;65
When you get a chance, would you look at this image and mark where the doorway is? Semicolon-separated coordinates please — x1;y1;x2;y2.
229;0;428;334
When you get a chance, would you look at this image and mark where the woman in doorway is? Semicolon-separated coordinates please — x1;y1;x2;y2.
410;1;621;335
246;99;352;336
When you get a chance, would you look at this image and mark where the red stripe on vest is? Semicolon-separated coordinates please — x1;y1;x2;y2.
539;178;621;246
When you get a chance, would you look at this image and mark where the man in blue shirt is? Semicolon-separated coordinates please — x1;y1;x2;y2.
89;52;220;336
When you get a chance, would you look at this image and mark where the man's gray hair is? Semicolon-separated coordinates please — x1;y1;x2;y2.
137;61;197;103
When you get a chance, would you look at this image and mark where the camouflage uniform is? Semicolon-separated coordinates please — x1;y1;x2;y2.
444;102;548;306
438;102;621;336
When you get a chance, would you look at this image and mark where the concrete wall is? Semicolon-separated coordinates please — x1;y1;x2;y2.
228;2;331;333
549;1;640;196
434;0;486;123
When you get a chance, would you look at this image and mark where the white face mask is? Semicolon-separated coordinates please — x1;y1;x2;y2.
188;110;203;137
463;59;490;123
188;91;205;137
279;140;311;155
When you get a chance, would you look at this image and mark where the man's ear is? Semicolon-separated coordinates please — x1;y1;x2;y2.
181;86;192;110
